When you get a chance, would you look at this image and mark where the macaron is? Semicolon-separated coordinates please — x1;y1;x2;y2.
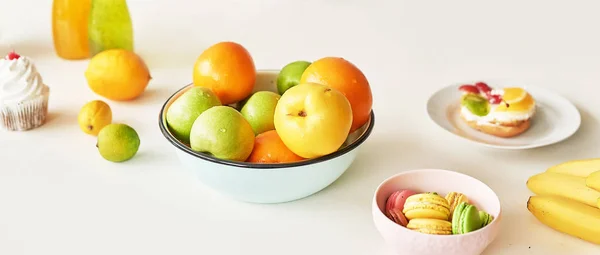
402;193;451;220
445;192;469;220
406;218;453;235
385;189;417;226
479;210;494;227
388;209;409;227
385;190;417;214
451;201;483;234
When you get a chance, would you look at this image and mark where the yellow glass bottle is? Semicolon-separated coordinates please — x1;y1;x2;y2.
52;0;92;59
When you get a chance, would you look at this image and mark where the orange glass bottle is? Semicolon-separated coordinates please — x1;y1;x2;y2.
52;0;92;59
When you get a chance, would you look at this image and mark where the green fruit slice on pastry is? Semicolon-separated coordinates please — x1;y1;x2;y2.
461;94;490;117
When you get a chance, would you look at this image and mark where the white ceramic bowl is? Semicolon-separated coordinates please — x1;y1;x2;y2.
372;169;502;255
159;70;375;204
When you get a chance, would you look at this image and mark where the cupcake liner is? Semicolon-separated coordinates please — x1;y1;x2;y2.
0;86;50;131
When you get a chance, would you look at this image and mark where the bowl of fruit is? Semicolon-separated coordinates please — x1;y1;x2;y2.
159;42;375;203
372;169;501;255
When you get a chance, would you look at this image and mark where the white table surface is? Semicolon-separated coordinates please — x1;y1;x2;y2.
2;0;600;254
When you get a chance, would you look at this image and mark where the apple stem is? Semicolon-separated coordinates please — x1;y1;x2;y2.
298;110;307;117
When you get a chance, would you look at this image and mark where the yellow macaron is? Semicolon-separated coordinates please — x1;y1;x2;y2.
402;193;451;220
445;192;469;220
406;218;453;235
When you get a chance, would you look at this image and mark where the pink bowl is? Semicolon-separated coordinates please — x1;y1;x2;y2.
372;169;502;255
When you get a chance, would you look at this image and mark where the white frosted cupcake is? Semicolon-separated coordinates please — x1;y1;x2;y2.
0;51;50;131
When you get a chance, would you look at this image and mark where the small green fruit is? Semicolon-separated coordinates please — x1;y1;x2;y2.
166;87;221;144
276;60;312;95
461;94;490;116
96;123;140;162
240;91;281;135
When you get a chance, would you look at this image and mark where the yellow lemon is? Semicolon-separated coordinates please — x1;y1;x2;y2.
78;100;112;136
85;49;151;101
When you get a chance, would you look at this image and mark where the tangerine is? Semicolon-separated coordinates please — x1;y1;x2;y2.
192;41;256;105
247;130;304;164
300;57;373;132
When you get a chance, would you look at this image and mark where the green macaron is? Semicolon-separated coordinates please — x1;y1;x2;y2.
451;202;483;234
479;210;494;227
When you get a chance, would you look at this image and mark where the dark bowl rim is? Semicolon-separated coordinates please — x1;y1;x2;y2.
158;83;375;169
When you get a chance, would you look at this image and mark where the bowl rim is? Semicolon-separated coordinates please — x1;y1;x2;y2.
158;77;376;169
372;168;502;239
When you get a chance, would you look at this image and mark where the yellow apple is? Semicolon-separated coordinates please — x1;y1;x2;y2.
274;82;353;159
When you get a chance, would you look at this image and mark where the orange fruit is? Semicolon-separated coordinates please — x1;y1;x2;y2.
247;130;304;164
494;88;535;113
300;57;373;132
501;87;528;104
85;49;151;101
192;41;256;105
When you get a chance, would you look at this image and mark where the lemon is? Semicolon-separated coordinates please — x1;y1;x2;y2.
96;123;140;162
78;100;112;136
85;49;151;101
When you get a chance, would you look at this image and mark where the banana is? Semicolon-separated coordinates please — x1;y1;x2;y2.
527;196;600;244
526;172;600;208
546;158;600;177
585;171;600;192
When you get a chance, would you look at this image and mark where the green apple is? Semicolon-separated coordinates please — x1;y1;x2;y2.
276;60;312;95
166;87;221;144
240;91;281;135
274;82;353;159
190;106;255;161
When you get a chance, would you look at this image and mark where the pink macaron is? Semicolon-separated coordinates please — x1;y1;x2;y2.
385;189;417;226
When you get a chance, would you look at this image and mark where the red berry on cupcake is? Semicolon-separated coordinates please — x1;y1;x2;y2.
6;50;21;60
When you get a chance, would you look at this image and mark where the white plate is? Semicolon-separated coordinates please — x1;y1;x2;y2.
426;81;581;149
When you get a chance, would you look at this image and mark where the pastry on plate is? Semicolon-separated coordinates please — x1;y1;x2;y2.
0;51;50;131
458;82;536;138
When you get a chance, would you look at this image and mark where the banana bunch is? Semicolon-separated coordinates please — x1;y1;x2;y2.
526;158;600;244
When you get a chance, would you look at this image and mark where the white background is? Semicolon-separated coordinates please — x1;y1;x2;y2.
2;0;600;254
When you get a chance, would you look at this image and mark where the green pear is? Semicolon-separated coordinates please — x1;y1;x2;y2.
461;94;490;116
166;87;221;144
190;106;255;161
276;60;312;95
240;91;281;135
97;123;140;163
